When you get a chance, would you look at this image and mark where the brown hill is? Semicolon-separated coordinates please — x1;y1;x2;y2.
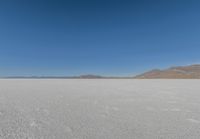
135;64;200;79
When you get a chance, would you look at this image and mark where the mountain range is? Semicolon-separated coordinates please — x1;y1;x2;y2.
134;64;200;79
2;64;200;79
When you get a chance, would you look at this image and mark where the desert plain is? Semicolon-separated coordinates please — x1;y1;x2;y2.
0;79;200;139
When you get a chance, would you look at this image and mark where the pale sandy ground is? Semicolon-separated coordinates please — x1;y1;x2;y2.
0;79;200;139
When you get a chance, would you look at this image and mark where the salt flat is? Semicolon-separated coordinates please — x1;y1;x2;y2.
0;79;200;139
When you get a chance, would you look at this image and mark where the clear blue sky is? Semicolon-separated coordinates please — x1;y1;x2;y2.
0;0;200;76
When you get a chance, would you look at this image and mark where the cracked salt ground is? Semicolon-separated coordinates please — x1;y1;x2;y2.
0;111;3;116
146;107;156;111
161;108;182;112
187;119;200;124
0;79;200;139
30;120;38;128
167;101;177;104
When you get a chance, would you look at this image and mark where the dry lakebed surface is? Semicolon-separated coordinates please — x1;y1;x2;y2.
0;79;200;139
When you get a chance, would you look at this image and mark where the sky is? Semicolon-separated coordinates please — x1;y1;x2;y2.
0;0;200;76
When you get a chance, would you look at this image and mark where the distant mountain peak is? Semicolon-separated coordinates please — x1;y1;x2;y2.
135;64;200;79
78;74;103;79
